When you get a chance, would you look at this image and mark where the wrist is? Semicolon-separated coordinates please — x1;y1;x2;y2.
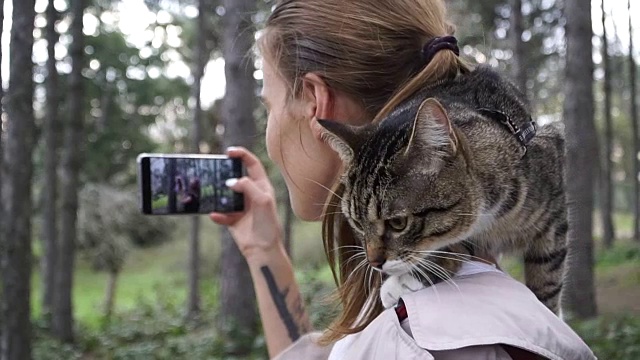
244;240;289;267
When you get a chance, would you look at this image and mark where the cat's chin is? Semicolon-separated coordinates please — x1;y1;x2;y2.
380;273;425;309
380;259;412;276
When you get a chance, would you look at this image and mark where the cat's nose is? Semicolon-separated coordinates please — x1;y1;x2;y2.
369;257;386;270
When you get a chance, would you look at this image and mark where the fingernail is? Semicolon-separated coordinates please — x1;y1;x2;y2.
225;178;238;187
226;146;240;152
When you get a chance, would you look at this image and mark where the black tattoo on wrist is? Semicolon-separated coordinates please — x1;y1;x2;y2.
261;266;300;341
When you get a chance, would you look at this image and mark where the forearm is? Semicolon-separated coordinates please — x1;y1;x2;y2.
246;244;313;358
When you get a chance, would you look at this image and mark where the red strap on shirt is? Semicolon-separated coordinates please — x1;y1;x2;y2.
395;299;408;321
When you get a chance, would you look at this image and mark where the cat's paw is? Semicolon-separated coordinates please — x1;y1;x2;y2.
380;273;425;309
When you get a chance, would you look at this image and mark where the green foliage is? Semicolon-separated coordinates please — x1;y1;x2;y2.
596;242;640;268
296;266;338;329
65;6;192;186
78;184;176;272
153;195;169;209
573;315;640;359
33;338;83;360
33;283;268;359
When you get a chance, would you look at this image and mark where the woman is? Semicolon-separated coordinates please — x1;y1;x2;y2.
210;0;596;358
181;177;201;213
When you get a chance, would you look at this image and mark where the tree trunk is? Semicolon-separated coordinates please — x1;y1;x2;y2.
97;79;111;133
1;0;37;358
630;0;640;243
600;0;615;249
42;0;60;321
186;0;209;319
562;0;599;319
53;0;87;343
218;0;259;344
187;217;201;317
510;0;527;93
0;0;5;345
103;271;118;321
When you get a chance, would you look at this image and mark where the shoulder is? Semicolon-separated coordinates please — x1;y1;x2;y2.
399;271;596;360
328;305;520;360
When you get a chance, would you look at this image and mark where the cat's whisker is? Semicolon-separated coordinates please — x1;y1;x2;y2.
312;202;344;209
342;249;366;256
334;245;364;257
417;258;452;285
410;255;460;293
413;249;491;264
409;254;444;285
336;247;364;254
343;252;366;269
322;211;346;217
411;256;453;300
345;258;369;285
408;255;441;302
424;260;461;294
334;244;365;251
336;246;365;257
336;249;365;262
304;177;344;201
414;252;476;267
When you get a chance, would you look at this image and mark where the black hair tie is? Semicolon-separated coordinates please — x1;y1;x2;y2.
421;36;460;65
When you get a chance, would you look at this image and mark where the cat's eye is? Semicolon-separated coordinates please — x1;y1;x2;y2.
386;217;408;232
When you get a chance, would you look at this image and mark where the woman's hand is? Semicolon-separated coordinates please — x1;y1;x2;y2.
209;147;284;261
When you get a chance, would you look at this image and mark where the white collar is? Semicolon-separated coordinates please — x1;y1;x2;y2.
454;260;501;277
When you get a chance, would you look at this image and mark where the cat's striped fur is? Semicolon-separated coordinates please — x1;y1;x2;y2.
320;66;567;315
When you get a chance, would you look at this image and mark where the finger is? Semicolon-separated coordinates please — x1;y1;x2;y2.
225;146;268;180
209;212;243;226
225;177;263;198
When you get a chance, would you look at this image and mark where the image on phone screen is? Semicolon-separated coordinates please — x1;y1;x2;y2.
139;154;244;215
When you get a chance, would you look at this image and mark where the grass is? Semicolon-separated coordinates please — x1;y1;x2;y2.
30;217;225;328
29;214;326;329
153;196;168;209
594;210;635;240
28;209;640;359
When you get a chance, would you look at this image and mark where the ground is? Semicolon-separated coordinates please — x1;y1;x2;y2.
29;212;640;359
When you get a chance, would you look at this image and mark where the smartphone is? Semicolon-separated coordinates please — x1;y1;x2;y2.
137;153;244;215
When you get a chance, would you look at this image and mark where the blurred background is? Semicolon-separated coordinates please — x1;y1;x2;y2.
0;0;639;358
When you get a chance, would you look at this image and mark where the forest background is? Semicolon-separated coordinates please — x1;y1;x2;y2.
1;0;640;358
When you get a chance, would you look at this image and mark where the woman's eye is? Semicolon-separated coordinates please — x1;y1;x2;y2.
386;217;408;232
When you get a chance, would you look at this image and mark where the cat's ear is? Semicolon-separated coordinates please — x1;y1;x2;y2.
317;119;363;163
407;98;458;156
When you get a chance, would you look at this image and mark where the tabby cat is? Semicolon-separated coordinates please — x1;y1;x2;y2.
319;66;567;315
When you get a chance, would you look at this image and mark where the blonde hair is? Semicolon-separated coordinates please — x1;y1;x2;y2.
259;0;470;344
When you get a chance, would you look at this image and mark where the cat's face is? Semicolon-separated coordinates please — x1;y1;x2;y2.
320;98;482;276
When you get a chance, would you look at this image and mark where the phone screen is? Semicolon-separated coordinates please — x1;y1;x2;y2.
138;153;244;215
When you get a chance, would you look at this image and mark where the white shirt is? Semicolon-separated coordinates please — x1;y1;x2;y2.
329;261;502;360
276;261;595;360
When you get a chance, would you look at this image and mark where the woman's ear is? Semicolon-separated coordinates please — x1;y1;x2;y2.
302;73;336;140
